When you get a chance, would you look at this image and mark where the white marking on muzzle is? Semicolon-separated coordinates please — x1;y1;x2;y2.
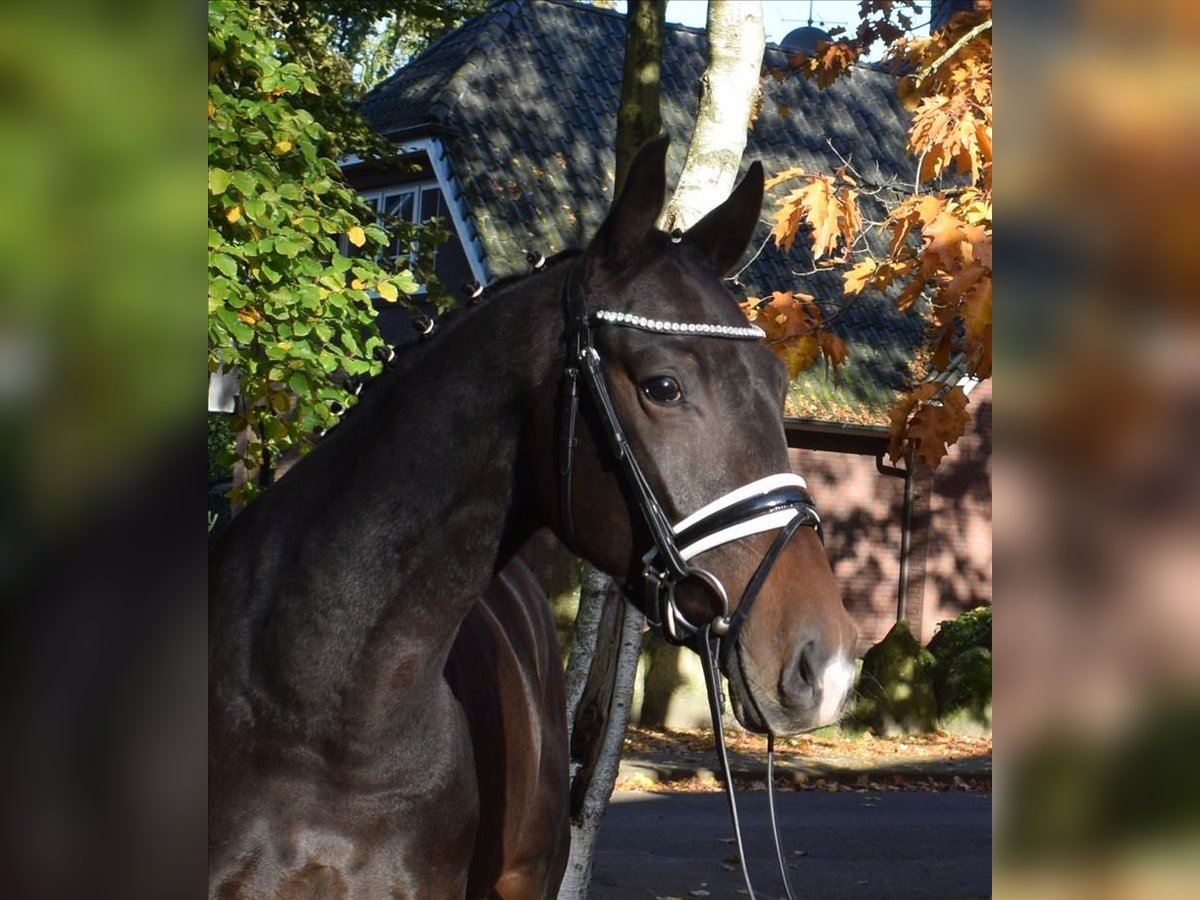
817;652;856;725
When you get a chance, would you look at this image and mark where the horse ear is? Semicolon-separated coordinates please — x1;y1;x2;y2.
586;134;670;269
682;160;764;276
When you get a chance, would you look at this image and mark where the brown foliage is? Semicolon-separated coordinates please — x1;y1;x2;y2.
757;1;992;465
740;290;846;382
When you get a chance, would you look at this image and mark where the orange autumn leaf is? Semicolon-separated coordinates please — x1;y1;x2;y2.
908;386;970;467
844;258;877;296
764;166;808;190
744;291;820;343
778;334;821;380
771;175;859;260
888;383;938;463
819;332;848;380
959;275;992;350
888;384;971;467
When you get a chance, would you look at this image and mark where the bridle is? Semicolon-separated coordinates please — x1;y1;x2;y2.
558;261;822;899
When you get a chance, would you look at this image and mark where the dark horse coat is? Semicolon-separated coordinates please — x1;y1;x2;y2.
209;136;857;898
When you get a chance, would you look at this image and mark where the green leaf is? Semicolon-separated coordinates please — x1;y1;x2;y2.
288;372;310;395
229;319;253;343
244;197;267;222
274;236;304;258
211;253;238;278
318;350;340;373
394;269;420;294
296;284;320;308
209;167;232;195
231;171;257;197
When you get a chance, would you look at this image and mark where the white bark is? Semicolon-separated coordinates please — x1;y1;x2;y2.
558;565;644;900
563;564;609;734
661;0;765;233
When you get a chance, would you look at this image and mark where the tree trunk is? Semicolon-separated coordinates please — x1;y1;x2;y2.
558;566;643;898
614;0;666;196
660;0;765;233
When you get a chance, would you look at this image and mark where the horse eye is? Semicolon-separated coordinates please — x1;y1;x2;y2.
641;375;682;405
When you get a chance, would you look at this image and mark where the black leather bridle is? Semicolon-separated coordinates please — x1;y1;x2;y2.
559;263;823;644
558;262;823;899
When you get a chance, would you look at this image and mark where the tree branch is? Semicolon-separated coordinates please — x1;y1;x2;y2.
914;20;991;88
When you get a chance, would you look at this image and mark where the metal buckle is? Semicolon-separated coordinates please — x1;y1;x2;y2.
659;567;730;645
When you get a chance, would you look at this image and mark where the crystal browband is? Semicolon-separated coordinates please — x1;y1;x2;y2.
593;309;765;340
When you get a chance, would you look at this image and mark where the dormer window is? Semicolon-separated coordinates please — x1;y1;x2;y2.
350;182;449;275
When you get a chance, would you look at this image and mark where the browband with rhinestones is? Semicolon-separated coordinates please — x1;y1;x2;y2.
593;309;765;340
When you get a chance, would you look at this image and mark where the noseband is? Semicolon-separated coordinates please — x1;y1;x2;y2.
558;262;822;900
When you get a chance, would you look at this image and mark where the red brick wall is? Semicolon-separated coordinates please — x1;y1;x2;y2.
787;447;906;655
921;380;992;642
787;381;992;652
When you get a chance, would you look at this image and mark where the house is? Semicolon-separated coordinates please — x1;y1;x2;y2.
348;0;991;713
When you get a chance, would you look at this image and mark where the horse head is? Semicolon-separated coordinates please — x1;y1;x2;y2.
543;136;857;735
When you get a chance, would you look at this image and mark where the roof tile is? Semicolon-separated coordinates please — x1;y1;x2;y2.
361;0;925;423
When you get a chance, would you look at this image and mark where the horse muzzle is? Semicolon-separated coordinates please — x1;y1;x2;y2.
725;634;857;735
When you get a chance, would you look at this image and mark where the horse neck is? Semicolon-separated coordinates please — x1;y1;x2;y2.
211;265;567;747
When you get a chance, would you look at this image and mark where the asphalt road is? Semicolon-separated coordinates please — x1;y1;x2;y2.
590;790;992;899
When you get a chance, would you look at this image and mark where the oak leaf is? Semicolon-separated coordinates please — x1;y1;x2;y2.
844;259;877;296
819;332;848;381
777;335;821;380
907;386;970;467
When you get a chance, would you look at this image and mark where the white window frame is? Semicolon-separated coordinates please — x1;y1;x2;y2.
342;139;488;287
350;183;436;290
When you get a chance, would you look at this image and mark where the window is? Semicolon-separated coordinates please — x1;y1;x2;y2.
352;183;449;273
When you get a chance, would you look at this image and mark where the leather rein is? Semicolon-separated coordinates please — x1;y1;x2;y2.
558;262;822;899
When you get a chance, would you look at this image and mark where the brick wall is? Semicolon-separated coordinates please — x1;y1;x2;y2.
921;380;992;642
788;381;992;650
787;446;906;655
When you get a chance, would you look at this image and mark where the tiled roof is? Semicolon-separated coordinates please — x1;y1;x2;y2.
360;0;924;424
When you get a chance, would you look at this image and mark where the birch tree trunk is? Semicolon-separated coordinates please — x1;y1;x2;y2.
660;0;765;233
557;566;643;898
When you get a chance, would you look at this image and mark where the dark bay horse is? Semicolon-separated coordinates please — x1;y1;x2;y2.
209;136;857;898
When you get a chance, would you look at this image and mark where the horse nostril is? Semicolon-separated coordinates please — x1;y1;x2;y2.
780;641;819;709
798;647;816;689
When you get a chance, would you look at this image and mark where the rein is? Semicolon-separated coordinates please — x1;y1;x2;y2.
559;263;822;900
